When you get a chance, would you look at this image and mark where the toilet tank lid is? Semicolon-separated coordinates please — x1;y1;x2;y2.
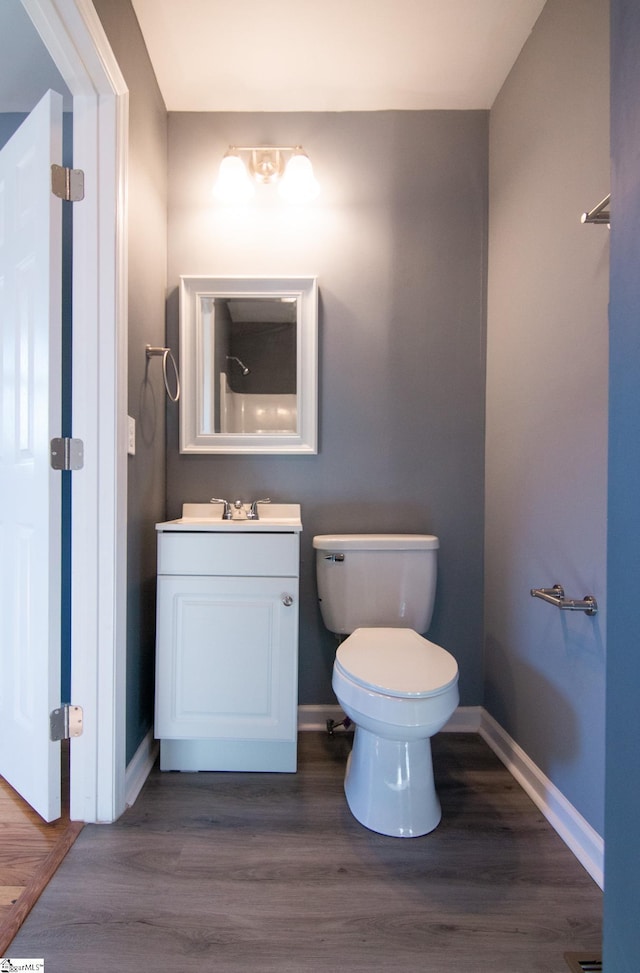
313;533;439;551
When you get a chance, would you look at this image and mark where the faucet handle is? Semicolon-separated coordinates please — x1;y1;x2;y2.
210;497;232;519
248;498;271;519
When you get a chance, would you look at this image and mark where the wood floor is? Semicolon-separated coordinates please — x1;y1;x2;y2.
6;733;602;972
0;747;83;955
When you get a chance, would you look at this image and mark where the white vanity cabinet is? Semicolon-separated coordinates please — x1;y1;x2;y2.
154;504;301;772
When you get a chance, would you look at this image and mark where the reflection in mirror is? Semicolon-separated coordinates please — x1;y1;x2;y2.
204;296;297;434
180;277;317;454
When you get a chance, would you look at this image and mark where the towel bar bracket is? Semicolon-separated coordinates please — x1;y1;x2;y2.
581;193;610;226
530;585;598;616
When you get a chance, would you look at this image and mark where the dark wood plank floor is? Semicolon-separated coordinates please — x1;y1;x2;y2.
6;733;602;972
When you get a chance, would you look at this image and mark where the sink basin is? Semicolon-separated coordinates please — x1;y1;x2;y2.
156;502;302;533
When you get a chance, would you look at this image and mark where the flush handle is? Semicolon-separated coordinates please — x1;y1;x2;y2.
324;553;344;562
282;594;294;607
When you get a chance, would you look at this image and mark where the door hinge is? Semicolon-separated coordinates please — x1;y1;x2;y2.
50;437;84;470
51;163;85;202
50;704;84;741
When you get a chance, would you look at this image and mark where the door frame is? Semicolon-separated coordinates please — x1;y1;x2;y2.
22;0;128;822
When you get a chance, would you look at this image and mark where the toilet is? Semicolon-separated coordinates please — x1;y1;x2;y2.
313;533;459;838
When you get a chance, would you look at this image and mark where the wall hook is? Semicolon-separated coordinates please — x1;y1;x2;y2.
146;345;180;402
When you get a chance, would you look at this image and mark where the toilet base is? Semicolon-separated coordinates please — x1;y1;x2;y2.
344;725;442;837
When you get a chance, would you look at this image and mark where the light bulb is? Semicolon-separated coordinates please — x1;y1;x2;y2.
278;150;320;203
213;152;255;203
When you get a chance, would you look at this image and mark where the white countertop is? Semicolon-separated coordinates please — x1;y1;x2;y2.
156;503;302;533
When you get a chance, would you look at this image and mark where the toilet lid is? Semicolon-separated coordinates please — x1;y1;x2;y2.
335;628;458;698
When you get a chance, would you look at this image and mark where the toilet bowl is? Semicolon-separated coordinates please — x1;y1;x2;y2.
313;533;459;837
332;627;459;837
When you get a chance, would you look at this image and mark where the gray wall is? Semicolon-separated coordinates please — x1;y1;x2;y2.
166;111;488;706
93;0;168;763
0;113;26;146
605;0;640;966
485;0;609;835
0;0;71;112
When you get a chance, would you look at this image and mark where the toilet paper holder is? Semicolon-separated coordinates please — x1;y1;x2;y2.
530;584;598;616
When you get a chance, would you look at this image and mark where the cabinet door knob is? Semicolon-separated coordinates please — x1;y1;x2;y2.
282;594;294;607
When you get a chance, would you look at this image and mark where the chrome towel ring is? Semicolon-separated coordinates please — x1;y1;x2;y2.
146;345;180;402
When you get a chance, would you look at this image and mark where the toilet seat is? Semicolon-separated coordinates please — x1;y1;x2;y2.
335;627;458;698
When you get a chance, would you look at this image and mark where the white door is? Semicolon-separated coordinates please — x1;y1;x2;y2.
0;89;63;822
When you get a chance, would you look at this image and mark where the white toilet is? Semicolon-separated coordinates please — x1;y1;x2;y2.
313;533;459;838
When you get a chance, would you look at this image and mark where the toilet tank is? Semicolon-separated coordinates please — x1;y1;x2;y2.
313;534;439;635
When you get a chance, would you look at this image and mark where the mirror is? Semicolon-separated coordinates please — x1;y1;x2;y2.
179;276;318;454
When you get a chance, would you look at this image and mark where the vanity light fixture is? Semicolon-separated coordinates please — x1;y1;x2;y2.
213;145;320;204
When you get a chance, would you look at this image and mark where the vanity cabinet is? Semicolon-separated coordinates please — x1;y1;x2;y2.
154;507;301;772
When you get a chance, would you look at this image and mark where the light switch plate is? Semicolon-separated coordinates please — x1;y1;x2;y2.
127;415;136;455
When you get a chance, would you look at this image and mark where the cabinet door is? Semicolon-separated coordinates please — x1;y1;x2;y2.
155;576;298;741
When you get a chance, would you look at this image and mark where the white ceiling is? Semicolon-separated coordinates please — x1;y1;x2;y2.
130;0;547;112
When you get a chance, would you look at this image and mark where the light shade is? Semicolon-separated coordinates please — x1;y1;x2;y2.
278;148;320;203
213;151;255;203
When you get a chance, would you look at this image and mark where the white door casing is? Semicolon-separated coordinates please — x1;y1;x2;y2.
0;90;63;822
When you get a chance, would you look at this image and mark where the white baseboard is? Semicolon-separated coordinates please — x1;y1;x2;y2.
298;704;344;731
125;729;158;809
297;704;482;733
443;705;482;732
479;709;604;889
298;703;603;889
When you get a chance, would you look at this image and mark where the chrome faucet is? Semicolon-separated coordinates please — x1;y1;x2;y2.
210;496;271;520
210;497;232;519
248;498;271;519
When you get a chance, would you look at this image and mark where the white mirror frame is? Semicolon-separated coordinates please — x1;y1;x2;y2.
179;275;318;454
